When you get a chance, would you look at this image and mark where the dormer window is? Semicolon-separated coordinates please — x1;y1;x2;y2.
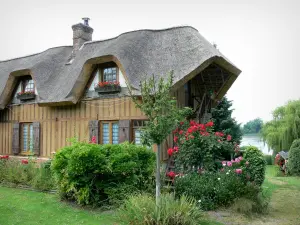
88;63;121;94
15;77;36;101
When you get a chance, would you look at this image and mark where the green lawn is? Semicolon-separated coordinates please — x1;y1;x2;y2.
0;186;117;225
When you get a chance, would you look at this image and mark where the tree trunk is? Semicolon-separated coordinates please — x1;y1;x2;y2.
156;143;161;205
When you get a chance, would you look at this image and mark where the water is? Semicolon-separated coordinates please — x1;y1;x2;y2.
240;134;273;155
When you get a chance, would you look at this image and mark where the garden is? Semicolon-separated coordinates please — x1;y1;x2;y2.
1;75;300;225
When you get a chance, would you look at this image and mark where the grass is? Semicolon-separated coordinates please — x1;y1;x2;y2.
0;186;117;225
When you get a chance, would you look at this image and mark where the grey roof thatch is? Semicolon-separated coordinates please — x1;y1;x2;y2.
0;26;241;109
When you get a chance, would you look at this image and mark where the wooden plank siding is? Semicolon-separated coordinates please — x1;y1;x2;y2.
0;97;149;158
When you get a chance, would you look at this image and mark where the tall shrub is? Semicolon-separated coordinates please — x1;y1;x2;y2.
51;142;155;206
288;139;300;175
243;146;266;186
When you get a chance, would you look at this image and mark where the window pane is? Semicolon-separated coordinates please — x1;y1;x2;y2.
23;125;28;151
29;124;33;152
102;123;109;144
25;80;34;92
103;67;117;82
112;123;119;144
135;129;142;145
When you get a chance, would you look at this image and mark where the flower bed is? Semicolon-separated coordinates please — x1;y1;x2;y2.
94;81;121;94
16;91;36;101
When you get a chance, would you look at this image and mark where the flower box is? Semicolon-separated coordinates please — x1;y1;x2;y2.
17;92;36;101
94;82;121;94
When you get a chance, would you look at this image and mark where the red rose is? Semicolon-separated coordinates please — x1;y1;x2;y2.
226;135;232;141
205;121;214;127
173;136;178;143
167;148;174;156
167;171;176;179
173;146;179;152
179;130;183;135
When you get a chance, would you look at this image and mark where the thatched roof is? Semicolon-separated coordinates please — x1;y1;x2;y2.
0;26;241;109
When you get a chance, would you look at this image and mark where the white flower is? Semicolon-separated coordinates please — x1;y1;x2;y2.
226;172;229;175
228;170;231;172
198;200;201;203
218;178;221;180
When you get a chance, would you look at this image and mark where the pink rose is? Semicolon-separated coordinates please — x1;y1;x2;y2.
235;168;242;174
227;161;232;167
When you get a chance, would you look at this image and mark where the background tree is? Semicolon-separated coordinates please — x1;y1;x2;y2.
211;96;243;144
261;100;300;154
243;118;263;134
130;73;191;204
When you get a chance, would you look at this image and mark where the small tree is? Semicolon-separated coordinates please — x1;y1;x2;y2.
130;72;191;204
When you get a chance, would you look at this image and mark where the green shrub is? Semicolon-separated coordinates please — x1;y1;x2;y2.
175;171;246;210
264;155;273;165
51;142;155;206
117;193;203;225
243;146;266;186
288;139;300;175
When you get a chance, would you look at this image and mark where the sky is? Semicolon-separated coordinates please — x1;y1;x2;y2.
0;0;299;124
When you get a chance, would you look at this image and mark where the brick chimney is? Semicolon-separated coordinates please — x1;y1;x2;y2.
71;18;93;58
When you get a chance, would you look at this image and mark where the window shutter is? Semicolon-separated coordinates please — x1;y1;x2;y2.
32;122;40;156
12;122;20;155
119;120;131;143
89;120;99;144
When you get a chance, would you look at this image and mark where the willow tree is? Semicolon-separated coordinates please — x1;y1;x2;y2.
261;100;300;154
129;72;191;204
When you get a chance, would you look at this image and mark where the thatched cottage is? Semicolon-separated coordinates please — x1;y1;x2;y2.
0;18;241;160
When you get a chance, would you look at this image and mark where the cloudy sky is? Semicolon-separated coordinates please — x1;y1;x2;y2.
0;0;299;124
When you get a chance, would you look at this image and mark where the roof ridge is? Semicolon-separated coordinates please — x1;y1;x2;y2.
0;26;197;63
0;45;72;63
83;25;198;46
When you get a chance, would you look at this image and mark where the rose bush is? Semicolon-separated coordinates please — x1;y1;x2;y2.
169;120;235;173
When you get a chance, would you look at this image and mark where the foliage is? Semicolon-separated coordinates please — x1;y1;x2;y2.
264;155;273;165
261;100;300;154
243;146;266;186
0;157;55;191
211;96;243;144
175;171;245;210
130;72;192;146
51;142;155;206
243;118;263;134
288;139;300;175
171;120;235;172
117;193;203;225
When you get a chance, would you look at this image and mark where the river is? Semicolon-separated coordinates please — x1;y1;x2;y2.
240;134;273;155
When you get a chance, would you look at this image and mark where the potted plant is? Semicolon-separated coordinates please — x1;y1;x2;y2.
16;91;36;101
94;81;121;94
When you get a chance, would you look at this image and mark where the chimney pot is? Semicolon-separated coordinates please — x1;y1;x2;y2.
82;17;90;26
